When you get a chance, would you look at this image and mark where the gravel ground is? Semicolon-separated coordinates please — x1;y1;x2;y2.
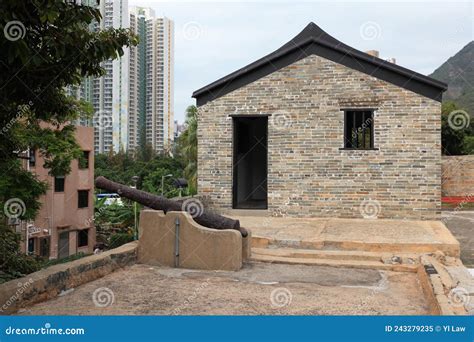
443;211;474;267
18;262;429;315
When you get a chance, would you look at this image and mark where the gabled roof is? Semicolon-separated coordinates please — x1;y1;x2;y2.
192;22;447;105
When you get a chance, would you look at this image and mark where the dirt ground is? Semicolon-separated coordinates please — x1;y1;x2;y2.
443;211;474;267
18;262;429;315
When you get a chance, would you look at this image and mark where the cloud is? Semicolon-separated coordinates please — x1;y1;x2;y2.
130;0;473;122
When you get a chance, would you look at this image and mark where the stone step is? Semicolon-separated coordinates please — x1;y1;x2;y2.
252;247;391;262
250;253;419;272
252;236;452;256
222;209;269;217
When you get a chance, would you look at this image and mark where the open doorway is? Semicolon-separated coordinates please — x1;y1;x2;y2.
58;231;69;259
232;116;268;209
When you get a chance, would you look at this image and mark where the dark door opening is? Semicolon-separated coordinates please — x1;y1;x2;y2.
58;231;69;259
40;237;50;258
232;116;268;209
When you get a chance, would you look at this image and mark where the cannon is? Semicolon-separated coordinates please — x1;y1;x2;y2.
95;176;248;237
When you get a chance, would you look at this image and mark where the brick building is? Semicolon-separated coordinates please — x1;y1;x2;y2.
19;126;96;259
192;23;447;220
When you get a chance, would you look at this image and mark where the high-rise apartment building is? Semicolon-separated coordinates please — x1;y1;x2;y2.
70;2;174;154
66;77;94;127
130;7;174;153
69;0;129;154
93;0;130;154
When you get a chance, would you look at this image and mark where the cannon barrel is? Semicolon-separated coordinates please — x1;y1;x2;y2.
95;176;248;237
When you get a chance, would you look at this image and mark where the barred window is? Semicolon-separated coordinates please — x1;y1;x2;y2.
344;110;374;149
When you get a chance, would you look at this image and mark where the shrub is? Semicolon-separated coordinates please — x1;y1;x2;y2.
108;232;134;249
0;223;41;283
41;252;90;269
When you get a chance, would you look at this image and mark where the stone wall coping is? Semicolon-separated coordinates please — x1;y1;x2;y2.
0;241;138;315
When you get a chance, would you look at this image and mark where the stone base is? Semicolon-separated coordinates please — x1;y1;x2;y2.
137;210;246;271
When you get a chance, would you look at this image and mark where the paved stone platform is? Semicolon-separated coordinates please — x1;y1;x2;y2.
225;215;460;257
17;263;429;315
442;211;474;267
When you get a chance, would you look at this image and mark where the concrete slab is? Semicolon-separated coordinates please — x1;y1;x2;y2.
227;216;460;257
17;263;430;315
442;211;474;267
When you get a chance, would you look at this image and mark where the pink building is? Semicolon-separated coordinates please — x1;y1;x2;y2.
20;126;96;259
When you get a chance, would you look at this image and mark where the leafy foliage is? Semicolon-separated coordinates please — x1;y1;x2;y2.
94;149;186;197
108;232;134;249
441;101;474;155
0;0;137;281
41;252;89;269
176;105;198;193
97;202;135;229
94;151;187;249
0;225;41;283
462;136;474;154
92;195;136;246
0;0;137;218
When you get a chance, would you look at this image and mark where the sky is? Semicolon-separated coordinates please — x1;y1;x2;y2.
128;0;474;123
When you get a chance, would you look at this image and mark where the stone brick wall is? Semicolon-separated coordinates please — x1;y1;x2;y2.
197;55;441;220
441;155;474;197
0;242;137;314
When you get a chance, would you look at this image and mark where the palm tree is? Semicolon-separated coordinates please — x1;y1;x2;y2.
179;105;198;193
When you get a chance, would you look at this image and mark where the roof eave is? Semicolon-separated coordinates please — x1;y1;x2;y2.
193;30;448;103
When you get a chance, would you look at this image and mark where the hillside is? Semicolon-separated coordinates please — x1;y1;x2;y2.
430;41;474;114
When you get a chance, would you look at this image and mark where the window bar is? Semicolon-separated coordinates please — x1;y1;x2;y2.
362;111;366;149
352;111;356;148
371;111;374;148
344;111;348;148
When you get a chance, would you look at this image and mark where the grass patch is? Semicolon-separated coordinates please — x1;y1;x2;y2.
41;252;91;269
442;202;474;210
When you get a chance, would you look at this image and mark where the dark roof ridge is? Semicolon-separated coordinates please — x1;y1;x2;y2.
193;22;447;105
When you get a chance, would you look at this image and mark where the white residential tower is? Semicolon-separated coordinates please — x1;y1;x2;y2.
130;7;174;153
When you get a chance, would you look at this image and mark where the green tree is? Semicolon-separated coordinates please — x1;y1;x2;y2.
441;101;473;155
0;0;137;280
463;136;474;154
142;167;181;197
178;105;198;193
137;143;156;163
95;149;185;194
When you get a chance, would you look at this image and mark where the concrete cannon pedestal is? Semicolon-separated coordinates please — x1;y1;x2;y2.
138;210;250;271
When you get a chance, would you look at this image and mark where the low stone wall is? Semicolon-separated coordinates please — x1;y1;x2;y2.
442;155;474;197
417;263;441;315
0;242;137;315
418;254;471;315
138;210;248;271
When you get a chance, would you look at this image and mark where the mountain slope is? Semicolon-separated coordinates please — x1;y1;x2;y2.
430;41;474;114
